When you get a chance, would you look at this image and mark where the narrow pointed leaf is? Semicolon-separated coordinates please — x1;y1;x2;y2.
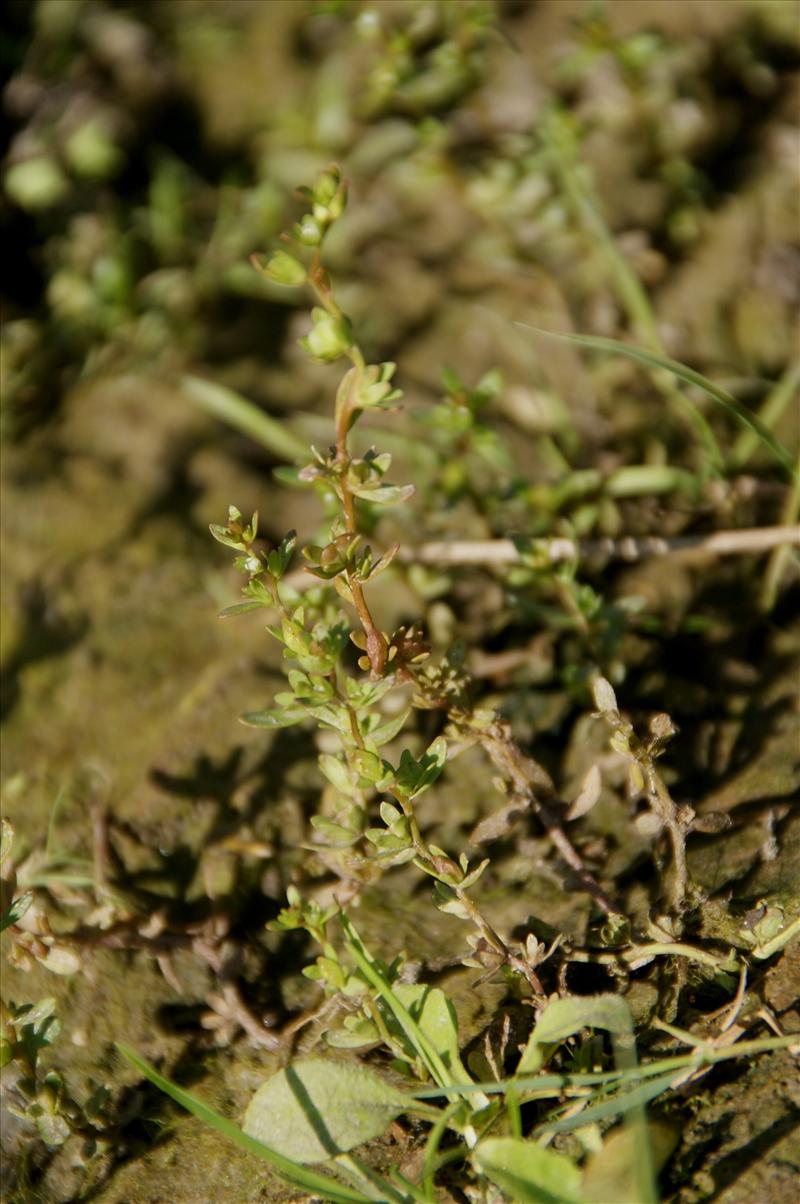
241;706;307;728
516;327;795;478
183;375;309;463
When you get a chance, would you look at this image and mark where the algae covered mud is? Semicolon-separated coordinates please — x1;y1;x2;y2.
1;1;799;1201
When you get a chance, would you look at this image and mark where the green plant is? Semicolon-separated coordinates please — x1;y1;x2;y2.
121;165;799;1202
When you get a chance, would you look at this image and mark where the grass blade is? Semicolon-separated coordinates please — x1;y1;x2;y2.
339;915;455;1092
518;327;796;479
182;374;310;463
411;1033;798;1099
732;361;800;468
537;1069;683;1135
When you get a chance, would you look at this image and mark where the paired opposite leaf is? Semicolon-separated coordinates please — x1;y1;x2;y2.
396;736;448;799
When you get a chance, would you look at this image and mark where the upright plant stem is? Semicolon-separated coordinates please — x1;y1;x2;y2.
308;253;387;675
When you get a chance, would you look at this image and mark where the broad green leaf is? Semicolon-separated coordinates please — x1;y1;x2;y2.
240;706;307;729
519;994;633;1074
116;1045;373;1204
391;984;468;1081
473;1137;583;1204
242;1059;410;1164
517;327;796;478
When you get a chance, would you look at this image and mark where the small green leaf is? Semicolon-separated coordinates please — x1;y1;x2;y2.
592;677;618;716
366;709;410;748
209;523;244;550
243;1059;410;1164
256;250;308;286
365;828;412;853
218;600;265;619
473;1137;583;1204
351;482;415;506
396;736;448;799
310;817;361;848
240;706;307;728
1;890;33;933
1;818;14;867
267;531;297;579
318;754;352;793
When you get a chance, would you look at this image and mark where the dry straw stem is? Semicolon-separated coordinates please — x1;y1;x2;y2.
274;525;800;597
403;525;800;568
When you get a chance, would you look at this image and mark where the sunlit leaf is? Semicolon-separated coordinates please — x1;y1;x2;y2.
243;1059;410;1164
116;1045;374;1203
519;994;633;1074
473;1137;583;1204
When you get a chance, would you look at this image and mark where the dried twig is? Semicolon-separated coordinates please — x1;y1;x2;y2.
457;714;617;916
270;526;800;598
402;525;800;568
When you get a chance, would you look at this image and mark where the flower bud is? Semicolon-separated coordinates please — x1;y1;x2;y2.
254;250;307;286
300;308;353;362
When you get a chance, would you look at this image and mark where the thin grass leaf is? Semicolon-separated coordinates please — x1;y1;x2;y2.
182;374;310;463
537;1069;683;1135
732;361;800;467
542;121;660;353
335;1154;417;1204
518;327;796;478
339;915;456;1092
116;1044;374;1204
411;1033;797;1099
